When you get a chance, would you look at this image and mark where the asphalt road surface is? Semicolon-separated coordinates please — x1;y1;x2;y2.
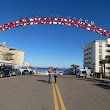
0;75;110;110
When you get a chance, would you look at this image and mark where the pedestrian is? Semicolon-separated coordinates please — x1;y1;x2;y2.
90;72;94;77
48;66;52;83
54;68;59;84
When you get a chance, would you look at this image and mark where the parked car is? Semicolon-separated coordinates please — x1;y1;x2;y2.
29;70;34;75
63;68;74;75
22;70;29;75
11;69;21;76
58;71;63;75
63;68;80;75
0;66;13;78
76;69;87;78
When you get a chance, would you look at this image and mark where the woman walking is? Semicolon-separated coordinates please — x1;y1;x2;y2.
54;68;59;84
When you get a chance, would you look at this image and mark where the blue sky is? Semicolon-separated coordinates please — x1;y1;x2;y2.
0;0;110;68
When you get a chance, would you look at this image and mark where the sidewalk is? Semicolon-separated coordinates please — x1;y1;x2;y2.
93;77;110;82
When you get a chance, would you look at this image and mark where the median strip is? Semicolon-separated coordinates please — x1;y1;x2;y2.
55;84;66;110
52;77;66;110
52;78;59;110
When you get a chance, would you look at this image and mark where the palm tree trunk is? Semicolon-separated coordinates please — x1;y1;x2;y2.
103;64;105;78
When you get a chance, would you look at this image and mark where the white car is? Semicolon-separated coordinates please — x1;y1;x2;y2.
76;70;87;78
59;71;63;75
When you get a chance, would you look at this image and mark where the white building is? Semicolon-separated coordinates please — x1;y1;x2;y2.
83;38;110;77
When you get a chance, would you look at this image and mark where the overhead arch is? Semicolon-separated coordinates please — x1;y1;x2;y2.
0;17;110;38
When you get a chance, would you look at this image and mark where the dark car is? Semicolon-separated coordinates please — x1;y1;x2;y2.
0;66;13;78
63;68;74;75
63;68;80;75
29;70;34;75
16;69;21;75
22;70;29;75
12;69;21;76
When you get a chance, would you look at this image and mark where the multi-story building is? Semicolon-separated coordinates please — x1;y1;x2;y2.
0;43;11;65
83;38;110;77
0;43;25;67
9;48;25;67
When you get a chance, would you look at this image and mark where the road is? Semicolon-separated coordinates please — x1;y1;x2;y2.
0;75;110;110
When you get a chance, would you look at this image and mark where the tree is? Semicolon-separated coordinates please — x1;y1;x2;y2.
99;59;107;78
29;66;32;69
92;63;95;77
4;52;14;61
105;55;110;63
71;64;79;75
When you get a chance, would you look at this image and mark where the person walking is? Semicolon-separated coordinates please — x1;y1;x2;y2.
48;67;52;83
54;68;59;84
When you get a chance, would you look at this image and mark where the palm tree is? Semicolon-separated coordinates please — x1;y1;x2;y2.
4;52;14;61
105;55;110;63
99;59;107;78
29;66;32;69
71;64;79;75
92;63;95;77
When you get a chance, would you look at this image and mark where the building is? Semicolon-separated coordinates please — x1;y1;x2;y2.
83;38;110;77
0;43;25;67
9;48;25;68
0;43;11;66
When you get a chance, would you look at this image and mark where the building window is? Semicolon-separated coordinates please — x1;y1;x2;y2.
99;67;102;72
99;42;102;47
106;50;110;52
99;55;102;60
106;67;110;69
99;49;102;53
99;63;101;66
107;44;110;47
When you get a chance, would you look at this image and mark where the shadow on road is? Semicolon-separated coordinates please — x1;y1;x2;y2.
75;77;110;90
62;76;110;90
94;83;110;89
37;79;51;84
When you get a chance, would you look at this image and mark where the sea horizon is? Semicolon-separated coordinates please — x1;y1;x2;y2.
32;67;68;72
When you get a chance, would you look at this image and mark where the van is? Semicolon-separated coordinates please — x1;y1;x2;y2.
76;69;87;78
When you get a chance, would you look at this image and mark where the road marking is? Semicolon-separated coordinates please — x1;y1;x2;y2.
52;78;59;110
52;77;66;110
55;84;66;110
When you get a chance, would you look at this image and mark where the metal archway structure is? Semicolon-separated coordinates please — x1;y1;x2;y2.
0;17;110;38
